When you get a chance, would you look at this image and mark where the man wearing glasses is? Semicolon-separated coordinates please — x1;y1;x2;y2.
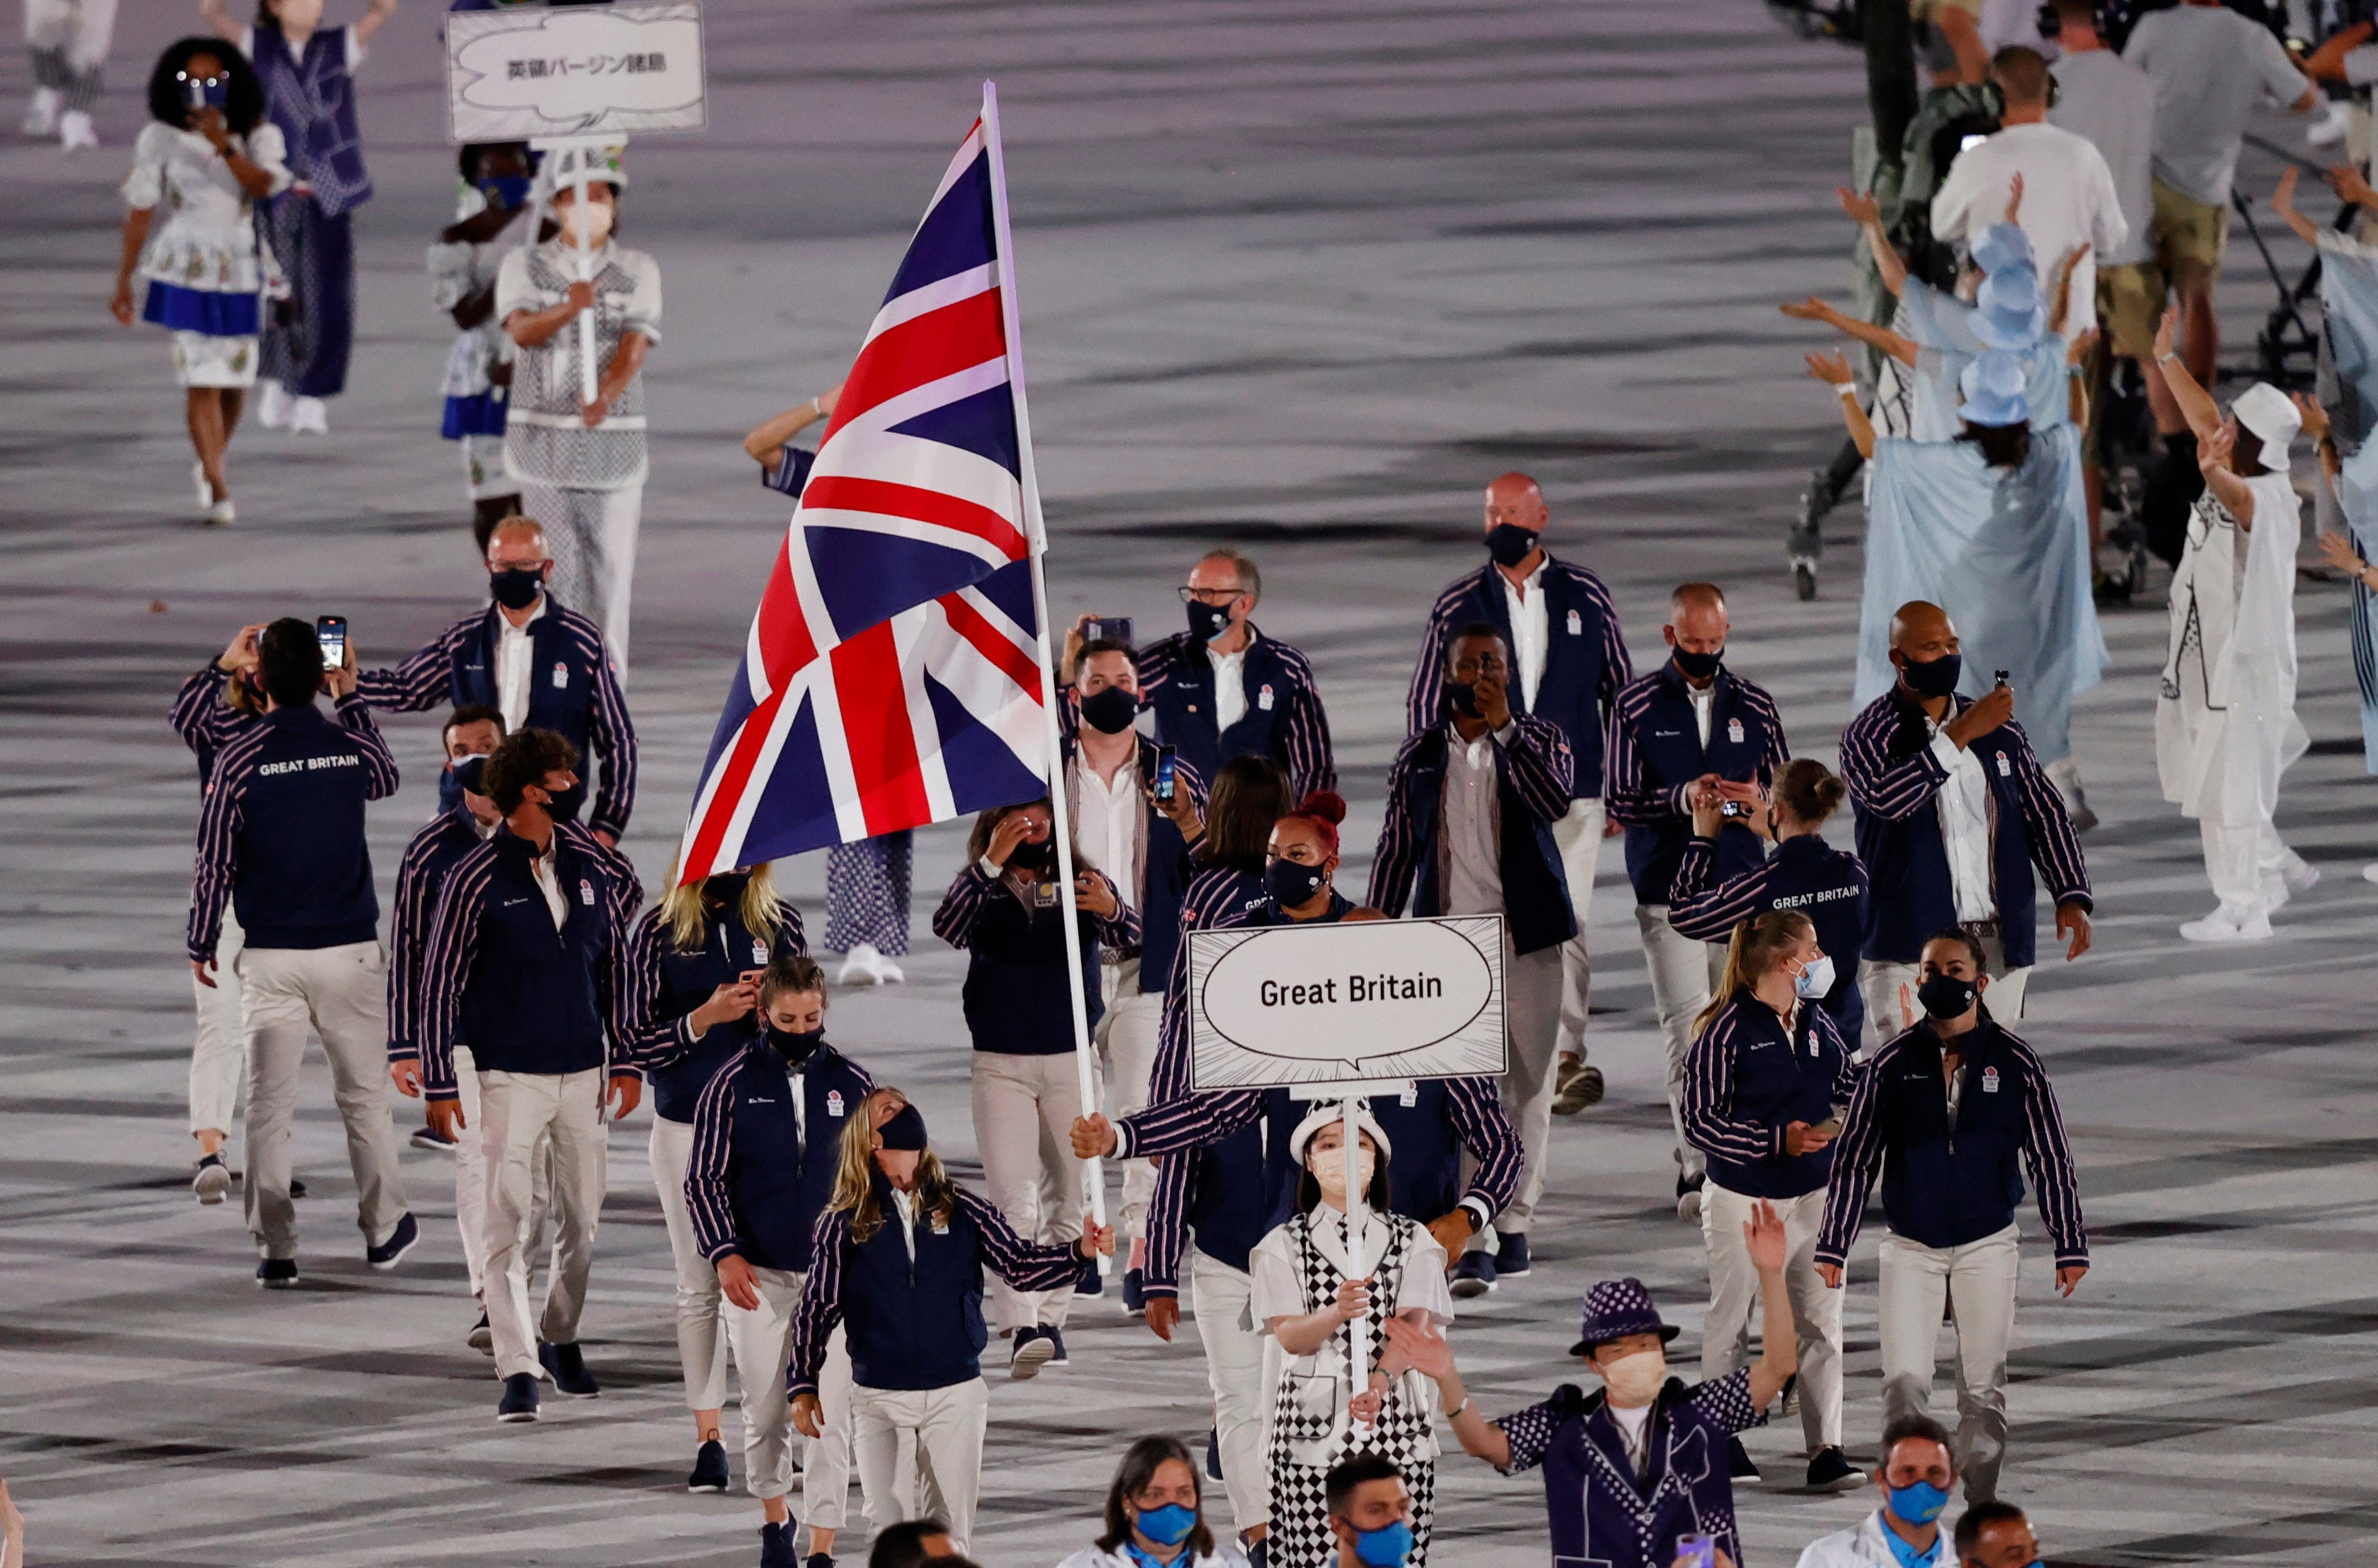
1070;549;1336;797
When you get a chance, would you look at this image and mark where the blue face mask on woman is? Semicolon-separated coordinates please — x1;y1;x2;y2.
1133;1503;1197;1547
1793;952;1836;1001
1353;1520;1415;1568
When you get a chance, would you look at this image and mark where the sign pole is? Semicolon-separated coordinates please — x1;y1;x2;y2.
981;80;1110;1274
1342;1097;1371;1427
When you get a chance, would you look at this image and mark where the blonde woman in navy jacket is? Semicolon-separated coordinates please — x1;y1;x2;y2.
790;1094;1111;1553
1679;909;1862;1494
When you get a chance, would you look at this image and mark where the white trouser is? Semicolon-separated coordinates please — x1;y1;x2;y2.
651;1115;731;1410
521;481;641;671
479;1067;606;1381
1483;937;1566;1239
1635;905;1728;1183
190;907;247;1136
1550;797;1607;1058
724;1268;861;1524
1096;958;1163;1242
1877;1225;2021;1503
453;1044;551;1300
852;1377;990;1549
1701;1184;1844;1450
1189;1250;1273;1534
1861;933;2027;1051
970;1050;1090;1333
237;941;407;1259
2202;819;2300;910
462;433;516;504
24;0;115;72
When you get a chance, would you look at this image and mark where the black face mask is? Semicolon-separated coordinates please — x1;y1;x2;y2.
1265;856;1328;910
1007;838;1054;871
1186;598;1230;645
491;566;545;611
1899;651;1963;699
1078;684;1138;735
1917;973;1978;1020
540;786;580;824
1441;681;1481;720
438;766;465;817
706;871;750;907
1484;522;1540;569
1671;646;1723;681
765;1022;824;1065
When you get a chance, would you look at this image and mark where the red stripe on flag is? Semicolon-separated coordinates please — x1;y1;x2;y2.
680;684;790;884
941;592;1045;700
752;534;818;687
830;620;933;837
800;475;1028;564
822;289;1009;442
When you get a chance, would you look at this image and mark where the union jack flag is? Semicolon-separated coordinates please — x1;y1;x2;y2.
677;99;1053;881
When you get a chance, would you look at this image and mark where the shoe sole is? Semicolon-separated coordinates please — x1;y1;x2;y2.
551;1383;601;1398
497;1409;540;1423
469;1333;494;1355
410;1135;456;1153
1449;1278;1496;1299
687;1480;729;1494
258;1275;298;1290
194;1172;230;1205
367;1234;418;1271
1011;1339;1055;1380
1496;1265;1531;1278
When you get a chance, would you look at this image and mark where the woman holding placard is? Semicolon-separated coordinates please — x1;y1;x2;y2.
1251;1105;1450;1568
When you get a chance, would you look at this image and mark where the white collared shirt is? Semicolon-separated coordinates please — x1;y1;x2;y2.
1686;680;1715;747
494;597;547;734
1927;726;1994;922
1072;749;1141;895
529;835;567;930
1501;564;1549;711
890;1186;919;1265
1441;721;1513;916
784;1064;808;1145
1212;635;1250;733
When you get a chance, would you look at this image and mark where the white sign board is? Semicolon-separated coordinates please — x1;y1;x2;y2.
446;2;706;143
1187;916;1507;1092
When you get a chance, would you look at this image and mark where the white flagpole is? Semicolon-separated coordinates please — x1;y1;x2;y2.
981;80;1110;1274
1343;1098;1370;1425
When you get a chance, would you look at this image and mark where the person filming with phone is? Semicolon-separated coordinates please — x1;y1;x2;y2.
186;616;414;1288
1679;910;1863;1493
1839;601;2092;1047
1814;928;2088;1506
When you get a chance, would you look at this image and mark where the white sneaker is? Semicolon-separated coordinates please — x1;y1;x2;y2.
207;498;236;527
2310;98;2352;148
57;108;96;151
874;954;905;984
2262;854;2317;912
21;87;59;138
2179;902;2272;943
290;395;329;434
193;461;215;509
2364;862;2378;886
257;380;293;430
837;943;884;986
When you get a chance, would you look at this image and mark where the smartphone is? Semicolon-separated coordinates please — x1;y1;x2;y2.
1152;745;1179;804
1994;669;2010;687
1085;615;1134;648
315;615;347;671
1813;1113;1844;1138
737;969;765;987
1720;800;1749;820
1677;1535;1718;1568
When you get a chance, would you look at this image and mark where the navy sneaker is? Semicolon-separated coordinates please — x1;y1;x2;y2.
1121;1267;1146;1317
759;1522;798;1568
410;1123;457;1153
1727;1435;1760;1483
1494;1231;1531;1278
689;1437;730;1493
287;1176;308;1199
498;1371;541;1423
539;1340;601;1397
1450;1250;1497;1299
805;1555;835;1568
255;1257;298;1290
1243;1533;1267;1568
1806;1446;1866;1492
1042;1325;1069;1366
193;1152;230;1205
1076;1255;1103;1296
1009;1325;1055;1379
366;1212;420;1270
1206;1426;1224;1481
468;1311;493;1354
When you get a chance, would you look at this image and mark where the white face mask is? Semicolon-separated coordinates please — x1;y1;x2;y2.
1597;1348;1667;1407
561;197;614;247
1309;1138;1377;1206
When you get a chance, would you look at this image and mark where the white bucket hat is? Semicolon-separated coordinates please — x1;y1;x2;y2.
2230;382;2301;451
1285;1100;1394;1167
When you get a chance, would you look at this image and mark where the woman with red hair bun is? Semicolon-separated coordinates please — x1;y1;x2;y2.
1262;791;1379;923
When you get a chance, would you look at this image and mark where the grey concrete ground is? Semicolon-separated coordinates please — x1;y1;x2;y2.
1;2;2374;1564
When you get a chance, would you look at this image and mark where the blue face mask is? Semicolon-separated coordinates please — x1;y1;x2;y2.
1793;952;1836;1001
1133;1503;1196;1547
1353;1521;1415;1568
479;174;533;209
1886;1478;1950;1525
